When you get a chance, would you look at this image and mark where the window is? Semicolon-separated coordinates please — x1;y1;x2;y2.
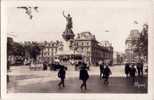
87;42;89;46
76;42;78;46
82;42;84;46
81;47;83;52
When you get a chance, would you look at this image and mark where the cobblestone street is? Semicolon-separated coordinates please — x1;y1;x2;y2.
7;65;147;93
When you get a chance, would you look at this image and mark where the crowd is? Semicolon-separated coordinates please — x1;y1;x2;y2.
57;60;112;90
124;61;144;84
57;61;89;90
99;61;112;85
8;58;145;90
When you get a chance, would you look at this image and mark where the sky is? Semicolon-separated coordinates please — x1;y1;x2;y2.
6;1;153;52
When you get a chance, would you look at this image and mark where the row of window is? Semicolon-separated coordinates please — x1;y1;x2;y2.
75;41;90;46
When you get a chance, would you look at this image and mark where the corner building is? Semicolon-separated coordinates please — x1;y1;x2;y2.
74;32;113;65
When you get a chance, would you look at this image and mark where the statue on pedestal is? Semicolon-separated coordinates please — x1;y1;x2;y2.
62;11;75;41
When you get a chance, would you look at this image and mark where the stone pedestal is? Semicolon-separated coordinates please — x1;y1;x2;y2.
62;29;75;41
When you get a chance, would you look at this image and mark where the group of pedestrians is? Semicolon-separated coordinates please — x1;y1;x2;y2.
57;61;89;90
124;62;144;83
99;61;112;85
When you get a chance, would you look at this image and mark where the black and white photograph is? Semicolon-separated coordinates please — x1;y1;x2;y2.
1;0;154;100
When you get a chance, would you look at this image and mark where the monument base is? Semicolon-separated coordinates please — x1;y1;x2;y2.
56;40;82;64
62;29;75;41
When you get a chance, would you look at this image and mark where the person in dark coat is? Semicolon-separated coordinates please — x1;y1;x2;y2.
125;63;130;78
136;63;140;76
129;64;137;83
137;62;144;76
140;62;144;76
103;64;111;85
100;62;105;80
43;61;48;71
79;63;89;90
58;65;66;88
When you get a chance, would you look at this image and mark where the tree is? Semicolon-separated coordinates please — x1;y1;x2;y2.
140;24;148;62
133;24;148;62
24;42;42;61
31;42;41;61
7;37;25;57
13;42;25;57
7;37;14;56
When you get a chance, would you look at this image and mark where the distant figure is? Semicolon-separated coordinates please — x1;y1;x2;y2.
43;61;48;71
129;64;137;83
103;64;112;85
136;62;144;76
75;61;81;71
99;61;105;80
125;63;130;78
140;62;144;76
79;63;89;90
7;61;10;83
58;65;66;88
7;60;10;71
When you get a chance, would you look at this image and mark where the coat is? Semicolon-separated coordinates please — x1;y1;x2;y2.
129;67;136;77
100;63;105;73
79;69;89;81
125;64;130;74
103;67;111;77
58;69;66;79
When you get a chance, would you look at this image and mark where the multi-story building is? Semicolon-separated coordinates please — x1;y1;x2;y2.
125;29;140;63
38;32;113;65
113;51;125;65
74;32;113;65
38;41;63;63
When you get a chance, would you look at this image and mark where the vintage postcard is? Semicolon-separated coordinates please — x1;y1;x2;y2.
1;0;154;100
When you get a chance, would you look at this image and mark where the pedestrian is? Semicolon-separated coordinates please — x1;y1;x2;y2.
43;61;48;71
125;63;130;78
140;62;144;76
79;62;89;90
58;65;66;88
129;64;137;84
99;61;105;80
103;64;112;85
136;62;141;76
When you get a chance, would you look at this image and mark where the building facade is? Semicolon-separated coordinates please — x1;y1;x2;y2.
113;51;125;65
38;41;63;63
74;32;113;65
38;32;113;65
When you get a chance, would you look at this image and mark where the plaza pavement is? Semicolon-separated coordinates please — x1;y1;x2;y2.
7;65;147;93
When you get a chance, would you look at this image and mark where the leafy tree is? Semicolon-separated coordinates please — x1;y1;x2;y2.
24;42;42;61
133;24;148;62
7;37;25;57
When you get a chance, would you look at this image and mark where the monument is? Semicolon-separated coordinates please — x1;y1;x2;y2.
62;11;75;41
55;11;82;63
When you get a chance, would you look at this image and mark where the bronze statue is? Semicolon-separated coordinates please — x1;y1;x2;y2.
62;11;74;41
63;11;73;30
